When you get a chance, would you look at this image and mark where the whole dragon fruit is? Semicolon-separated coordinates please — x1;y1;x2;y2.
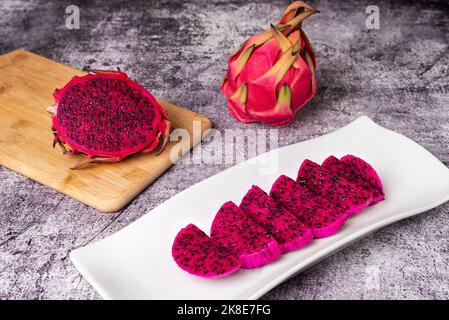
221;1;318;126
47;68;172;169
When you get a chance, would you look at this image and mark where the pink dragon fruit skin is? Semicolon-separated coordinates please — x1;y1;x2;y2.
297;160;373;216
172;224;242;278
270;175;348;238
210;201;282;269
221;1;318;127
240;185;313;253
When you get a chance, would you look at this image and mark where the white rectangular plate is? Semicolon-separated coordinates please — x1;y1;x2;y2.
70;116;449;300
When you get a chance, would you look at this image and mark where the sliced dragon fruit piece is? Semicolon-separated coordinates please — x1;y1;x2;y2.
321;155;342;168
338;155;385;205
322;155;384;205
172;224;241;278
270;175;348;238
240;185;313;253
297;159;373;216
210;201;282;269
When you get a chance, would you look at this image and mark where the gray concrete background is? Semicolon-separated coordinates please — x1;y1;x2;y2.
1;0;448;299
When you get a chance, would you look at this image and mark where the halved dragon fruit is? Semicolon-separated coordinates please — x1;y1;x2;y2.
240;185;313;253
48;68;172;169
270;175;348;238
297;160;373;216
172;224;241;278
210;201;282;269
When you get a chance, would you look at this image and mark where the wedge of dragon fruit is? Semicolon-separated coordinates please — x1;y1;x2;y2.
172;224;241;278
322;155;385;205
240;185;313;253
210;201;282;269
297;160;373;216
270;175;348;238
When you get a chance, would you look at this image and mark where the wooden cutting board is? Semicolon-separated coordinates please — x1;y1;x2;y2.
0;49;212;212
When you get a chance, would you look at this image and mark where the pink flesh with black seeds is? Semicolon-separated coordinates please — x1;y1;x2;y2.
210;201;281;269
240;185;313;253
297;160;373;216
270;175;348;238
52;72;164;158
335;155;385;205
172;224;241;278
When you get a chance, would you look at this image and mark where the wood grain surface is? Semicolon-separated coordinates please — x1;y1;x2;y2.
0;49;212;212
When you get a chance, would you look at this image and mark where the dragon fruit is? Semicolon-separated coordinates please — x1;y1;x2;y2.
47;68;172;169
240;185;313;253
221;1;318;126
339;155;385;205
270;175;348;238
297;160;373;216
210;201;281;269
172;224;241;278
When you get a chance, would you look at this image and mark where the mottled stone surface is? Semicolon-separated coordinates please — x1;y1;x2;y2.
1;0;448;300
